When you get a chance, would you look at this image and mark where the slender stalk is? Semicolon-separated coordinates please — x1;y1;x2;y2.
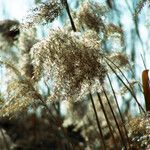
104;56;138;95
0;53;73;149
141;54;147;69
89;92;106;150
96;92;119;150
101;85;127;150
125;0;145;53
105;60;145;113
23;80;73;149
53;102;61;116
107;74;131;147
63;0;76;32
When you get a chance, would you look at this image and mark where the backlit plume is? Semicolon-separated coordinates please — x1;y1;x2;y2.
31;29;107;101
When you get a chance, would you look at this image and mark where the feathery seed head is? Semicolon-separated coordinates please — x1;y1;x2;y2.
0;80;38;117
31;29;107;101
78;0;108;32
108;52;129;68
127;113;150;149
23;0;64;28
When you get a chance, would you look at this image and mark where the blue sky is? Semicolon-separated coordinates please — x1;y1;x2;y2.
0;0;35;21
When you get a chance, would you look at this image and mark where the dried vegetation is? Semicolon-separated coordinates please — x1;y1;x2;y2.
0;0;150;149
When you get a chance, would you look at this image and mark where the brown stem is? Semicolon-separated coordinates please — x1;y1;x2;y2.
63;0;76;32
105;59;145;113
89;92;106;150
101;85;127;150
24;80;73;149
104;56;138;95
107;74;131;147
96;92;119;150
